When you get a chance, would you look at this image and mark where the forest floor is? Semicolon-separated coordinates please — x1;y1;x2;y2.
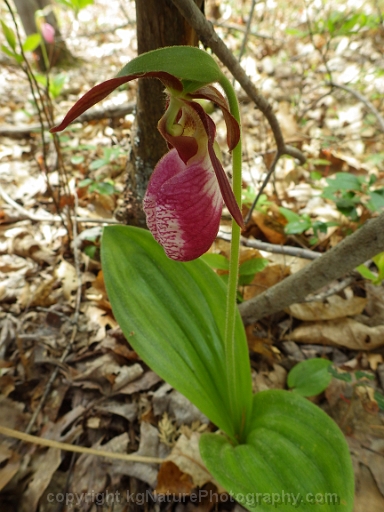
0;0;384;511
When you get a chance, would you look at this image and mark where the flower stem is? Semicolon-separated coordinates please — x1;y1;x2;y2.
219;75;252;440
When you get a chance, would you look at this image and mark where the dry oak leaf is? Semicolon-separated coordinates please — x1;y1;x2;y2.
347;438;384;510
242;263;291;301
0;445;20;492
287;296;367;321
165;432;223;491
156;460;194;495
20;447;61;512
251;210;287;245
289;318;384;350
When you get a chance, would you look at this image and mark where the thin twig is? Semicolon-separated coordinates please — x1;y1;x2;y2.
328;81;384;133
305;1;333;82
304;274;359;302
244;150;281;225
212;20;283;42
237;0;257;64
217;230;320;260
0;425;164;464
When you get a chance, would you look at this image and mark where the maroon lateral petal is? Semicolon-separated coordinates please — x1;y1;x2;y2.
188;102;244;229
50;71;183;133
189;85;240;151
208;142;244;229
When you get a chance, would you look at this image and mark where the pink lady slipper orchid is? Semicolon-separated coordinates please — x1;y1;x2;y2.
51;70;243;261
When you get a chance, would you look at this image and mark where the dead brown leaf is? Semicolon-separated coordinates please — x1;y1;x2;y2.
251;210;287;245
287;296;367;321
243;264;291;301
165;432;222;491
55;259;78;303
0;446;20;492
289;318;384;350
245;325;275;359
21;448;61;512
156;460;194;495
252;364;287;393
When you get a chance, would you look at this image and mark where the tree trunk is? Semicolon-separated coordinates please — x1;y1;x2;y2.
13;0;74;69
121;0;204;226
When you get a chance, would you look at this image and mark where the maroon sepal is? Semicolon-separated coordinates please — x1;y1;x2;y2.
50;71;183;133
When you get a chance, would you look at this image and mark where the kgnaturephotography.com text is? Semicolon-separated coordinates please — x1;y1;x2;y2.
46;489;340;508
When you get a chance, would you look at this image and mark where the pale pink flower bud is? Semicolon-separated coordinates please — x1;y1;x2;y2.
41;23;55;44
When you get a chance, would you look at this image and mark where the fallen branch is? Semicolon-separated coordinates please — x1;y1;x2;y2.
238;212;384;324
0;102;135;139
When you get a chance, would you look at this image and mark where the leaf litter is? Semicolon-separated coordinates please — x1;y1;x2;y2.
0;0;384;509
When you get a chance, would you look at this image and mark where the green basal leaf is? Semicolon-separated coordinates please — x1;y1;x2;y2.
93;181;115;195
279;206;301;223
328;366;353;382
200;390;354;512
354;370;374;381
356;264;377;281
70;155;85;165
239;258;269;276
34;73;48;87
1;21;16;51
285;218;312;235
374;390;384;411
22;33;41;52
117;46;223;90
1;43;22;63
200;253;230;271
78;178;93;188
89;158;108;170
367;190;384;212
101;225;252;440
287;358;333;396
325;173;362;192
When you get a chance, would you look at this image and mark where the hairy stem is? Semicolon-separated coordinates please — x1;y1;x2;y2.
220;74;251;439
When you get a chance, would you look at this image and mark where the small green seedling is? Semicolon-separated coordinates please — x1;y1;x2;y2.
288;359;384;412
287;358;333;396
356;252;384;285
279;206;335;244
322;172;384;221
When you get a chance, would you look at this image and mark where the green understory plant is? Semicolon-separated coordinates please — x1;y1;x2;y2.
356;251;384;285
200;253;269;300
321;172;384;221
288;358;384;412
279;206;337;245
51;47;354;511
